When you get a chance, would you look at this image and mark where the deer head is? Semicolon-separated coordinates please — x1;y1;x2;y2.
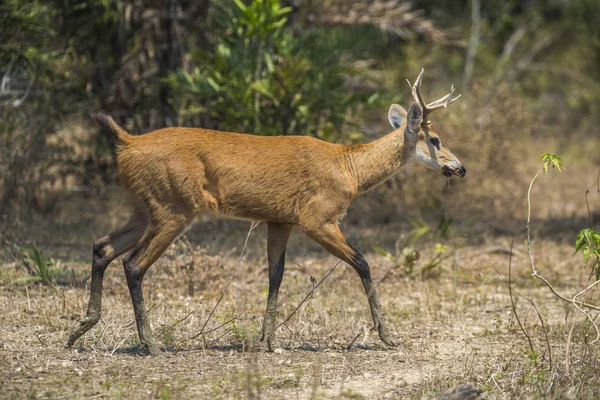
388;69;466;178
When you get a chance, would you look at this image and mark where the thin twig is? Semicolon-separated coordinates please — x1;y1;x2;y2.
533;274;600;311
277;261;342;329
527;169;600;311
528;300;553;373
584;169;600;227
180;315;262;342
508;240;535;354
345;331;362;350
565;304;580;377
197;222;260;336
158;309;196;336
527;169;543;276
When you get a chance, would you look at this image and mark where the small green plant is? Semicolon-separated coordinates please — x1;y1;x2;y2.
157;387;172;400
17;244;54;285
231;320;250;345
438;215;454;238
575;228;600;280
376;246;420;277
422;243;449;275
541;153;564;173
527;153;564;276
406;217;433;242
375;218;450;278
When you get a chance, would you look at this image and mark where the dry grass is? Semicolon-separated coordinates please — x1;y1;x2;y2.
2;171;600;399
1;90;600;398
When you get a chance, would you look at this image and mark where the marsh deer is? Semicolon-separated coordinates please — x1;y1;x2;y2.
67;69;466;355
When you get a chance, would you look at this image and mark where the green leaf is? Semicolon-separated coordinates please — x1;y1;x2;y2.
584;247;591;267
275;6;293;16
374;247;390;257
573;228;600;277
575;229;588;253
269;16;288;30
205;76;222;93
540;153;564;174
264;52;274;73
249;79;275;99
233;0;247;13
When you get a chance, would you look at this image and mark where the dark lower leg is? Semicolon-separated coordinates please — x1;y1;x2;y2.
306;224;396;347
124;260;160;355
349;246;395;346
262;251;286;350
68;221;145;347
67;242;110;346
261;223;292;351
357;269;394;345
123;215;190;355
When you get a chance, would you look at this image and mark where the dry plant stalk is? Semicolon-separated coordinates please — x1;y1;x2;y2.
182;221;260;342
508;240;554;394
526;165;600;311
316;0;458;45
526;160;600;378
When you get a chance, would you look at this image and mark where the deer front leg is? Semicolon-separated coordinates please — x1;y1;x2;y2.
304;223;396;347
261;222;293;352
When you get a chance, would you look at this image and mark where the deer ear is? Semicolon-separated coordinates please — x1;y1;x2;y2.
406;102;422;134
388;104;407;129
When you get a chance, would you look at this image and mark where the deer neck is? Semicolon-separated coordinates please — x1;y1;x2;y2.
346;127;411;194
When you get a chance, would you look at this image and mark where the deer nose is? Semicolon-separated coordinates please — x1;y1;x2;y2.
459;165;467;177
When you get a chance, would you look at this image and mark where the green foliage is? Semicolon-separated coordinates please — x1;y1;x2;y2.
406;217;433;242
438;216;454;238
422;243;449;274
376;246;420;277
375;218;452;279
540;153;564;174
232;0;292;37
165;0;360;140
0;0;55;61
17;244;53;285
0;0;59;93
575;228;600;280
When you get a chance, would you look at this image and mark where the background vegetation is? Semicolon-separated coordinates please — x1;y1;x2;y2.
1;0;600;398
2;0;599;220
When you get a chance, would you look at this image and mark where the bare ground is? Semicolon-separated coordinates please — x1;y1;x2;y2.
2;158;600;399
2;210;599;400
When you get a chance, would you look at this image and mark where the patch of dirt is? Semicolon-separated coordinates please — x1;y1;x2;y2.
2;181;600;399
1;222;591;400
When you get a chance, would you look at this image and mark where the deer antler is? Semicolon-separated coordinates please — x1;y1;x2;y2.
405;68;461;125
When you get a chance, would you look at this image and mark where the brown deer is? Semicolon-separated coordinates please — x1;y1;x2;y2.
67;69;465;355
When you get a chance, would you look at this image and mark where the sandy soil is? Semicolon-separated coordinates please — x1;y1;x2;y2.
1;217;593;399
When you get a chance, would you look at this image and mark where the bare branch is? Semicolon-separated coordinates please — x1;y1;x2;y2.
313;0;461;45
196;221;261;337
463;0;481;89
505;32;560;82
277;261;342;329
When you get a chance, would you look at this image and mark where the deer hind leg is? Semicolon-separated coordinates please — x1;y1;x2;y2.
261;222;293;352
304;223;397;347
122;208;193;355
68;205;149;347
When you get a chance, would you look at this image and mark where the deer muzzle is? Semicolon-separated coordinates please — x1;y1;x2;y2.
442;165;466;178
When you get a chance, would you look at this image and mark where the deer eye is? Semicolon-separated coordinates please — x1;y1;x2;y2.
429;137;440;149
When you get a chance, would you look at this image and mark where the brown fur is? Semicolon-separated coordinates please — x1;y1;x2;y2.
69;96;464;355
